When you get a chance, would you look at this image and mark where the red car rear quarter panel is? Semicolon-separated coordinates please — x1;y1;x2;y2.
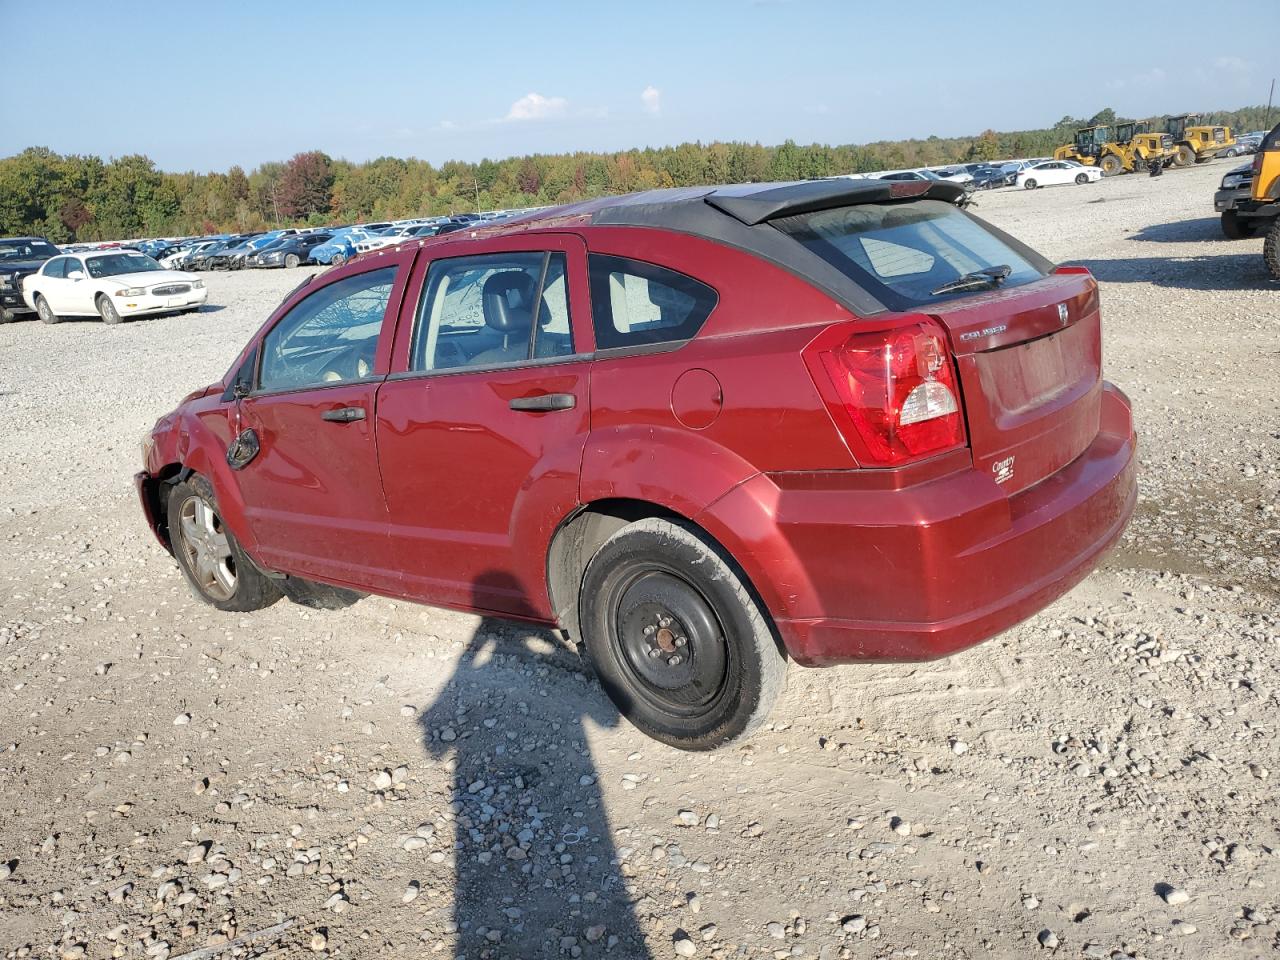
742;385;1136;665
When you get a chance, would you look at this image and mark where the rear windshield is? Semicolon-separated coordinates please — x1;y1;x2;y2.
773;199;1044;310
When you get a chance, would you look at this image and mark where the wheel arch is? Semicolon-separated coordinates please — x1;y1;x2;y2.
545;498;687;639
545;494;796;665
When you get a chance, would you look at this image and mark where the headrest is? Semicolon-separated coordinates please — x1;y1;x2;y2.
482;272;536;334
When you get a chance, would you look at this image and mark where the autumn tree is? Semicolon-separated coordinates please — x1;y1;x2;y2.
277;151;333;219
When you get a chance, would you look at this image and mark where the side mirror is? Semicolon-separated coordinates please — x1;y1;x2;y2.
68;270;85;281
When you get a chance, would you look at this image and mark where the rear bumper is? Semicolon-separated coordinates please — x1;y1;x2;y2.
725;384;1136;665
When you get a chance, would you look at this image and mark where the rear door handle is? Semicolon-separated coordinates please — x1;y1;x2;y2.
509;393;576;412
321;406;366;423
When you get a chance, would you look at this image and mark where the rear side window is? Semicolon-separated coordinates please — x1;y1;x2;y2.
773;199;1044;310
588;255;717;350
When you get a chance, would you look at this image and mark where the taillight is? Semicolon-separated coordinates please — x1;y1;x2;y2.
805;316;966;466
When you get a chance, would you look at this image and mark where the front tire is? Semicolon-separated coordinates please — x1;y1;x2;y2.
1176;145;1196;167
1221;210;1257;240
35;295;60;324
167;475;281;612
0;305;15;324
97;295;122;325
284;253;300;269
1264;218;1280;282
331;253;346;267
578;518;786;750
1075;173;1090;184
1023;179;1037;190
1100;155;1122;176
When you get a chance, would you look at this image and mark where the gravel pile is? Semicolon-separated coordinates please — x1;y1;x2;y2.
0;160;1276;959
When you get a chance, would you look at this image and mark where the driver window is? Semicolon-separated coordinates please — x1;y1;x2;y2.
258;266;397;393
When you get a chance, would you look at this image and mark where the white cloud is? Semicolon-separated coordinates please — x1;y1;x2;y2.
641;85;661;116
437;120;457;131
1214;56;1253;75
505;92;568;122
803;104;830;115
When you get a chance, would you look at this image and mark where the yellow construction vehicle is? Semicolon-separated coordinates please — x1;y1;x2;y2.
1054;123;1171;175
1109;121;1175;173
1054;125;1118;170
1225;122;1280;279
1164;114;1236;166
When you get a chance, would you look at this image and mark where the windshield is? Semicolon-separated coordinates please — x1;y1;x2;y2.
773;199;1044;310
86;253;163;278
0;239;59;261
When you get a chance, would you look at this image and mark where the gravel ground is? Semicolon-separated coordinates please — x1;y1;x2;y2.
1;160;1277;960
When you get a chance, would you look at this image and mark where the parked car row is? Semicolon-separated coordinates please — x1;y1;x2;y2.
842;157;1062;193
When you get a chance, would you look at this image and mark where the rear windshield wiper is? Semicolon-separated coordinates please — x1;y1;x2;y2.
930;264;1012;296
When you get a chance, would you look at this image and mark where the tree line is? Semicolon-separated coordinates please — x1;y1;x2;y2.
1;105;1271;243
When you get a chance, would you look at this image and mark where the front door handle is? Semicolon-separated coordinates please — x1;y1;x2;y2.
509;393;576;412
321;406;366;423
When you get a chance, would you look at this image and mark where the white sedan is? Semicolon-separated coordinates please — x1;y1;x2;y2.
22;250;207;324
1016;160;1103;190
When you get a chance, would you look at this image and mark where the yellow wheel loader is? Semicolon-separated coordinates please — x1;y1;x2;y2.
1054;125;1123;173
1108;121;1176;174
1164;114;1236;166
1054;124;1169;175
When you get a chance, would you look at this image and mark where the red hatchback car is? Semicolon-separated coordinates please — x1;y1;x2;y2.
138;178;1136;749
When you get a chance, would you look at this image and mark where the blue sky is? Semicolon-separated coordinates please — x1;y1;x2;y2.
2;0;1273;172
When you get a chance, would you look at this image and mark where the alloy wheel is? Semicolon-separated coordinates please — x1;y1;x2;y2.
178;495;237;601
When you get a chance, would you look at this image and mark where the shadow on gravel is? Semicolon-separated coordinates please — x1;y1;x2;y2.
1128;217;1225;243
194;304;227;314
417;572;652;959
1069;255;1274;290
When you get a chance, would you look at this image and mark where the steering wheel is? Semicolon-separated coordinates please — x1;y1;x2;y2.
320;344;373;383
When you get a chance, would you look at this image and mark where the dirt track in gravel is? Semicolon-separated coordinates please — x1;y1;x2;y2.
1;160;1277;960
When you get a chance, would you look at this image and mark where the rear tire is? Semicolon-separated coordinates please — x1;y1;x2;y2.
1221;210;1257;240
167;475;282;612
35;295;60;324
1264;218;1280;282
331;253;346;267
96;295;122;325
1023;179;1037;190
578;518;786;750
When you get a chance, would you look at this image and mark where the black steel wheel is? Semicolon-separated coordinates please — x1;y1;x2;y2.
579;518;786;750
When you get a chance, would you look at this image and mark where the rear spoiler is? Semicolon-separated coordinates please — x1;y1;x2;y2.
704;179;969;225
